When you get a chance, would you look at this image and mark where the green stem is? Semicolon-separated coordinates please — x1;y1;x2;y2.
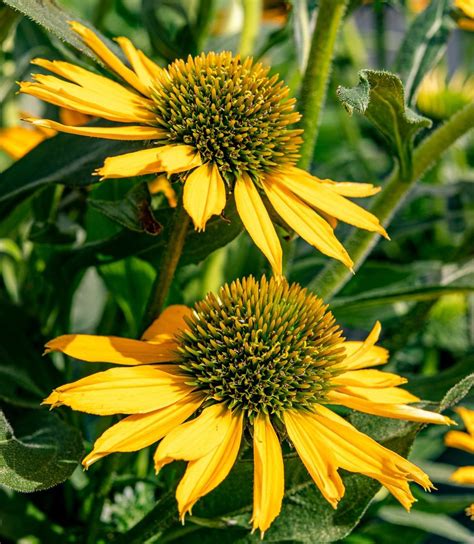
297;0;349;171
142;205;190;330
238;0;262;57
308;100;474;300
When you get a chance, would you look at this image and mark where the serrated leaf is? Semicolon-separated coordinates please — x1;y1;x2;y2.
0;407;83;492
0;132;139;216
89;183;162;235
1;0;122;62
337;70;432;179
393;0;454;106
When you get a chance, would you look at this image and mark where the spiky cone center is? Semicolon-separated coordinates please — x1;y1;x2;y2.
151;52;303;184
177;276;345;418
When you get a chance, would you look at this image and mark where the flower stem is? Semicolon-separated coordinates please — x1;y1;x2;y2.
238;0;262;57
297;0;349;171
142;204;190;331
308;100;474;300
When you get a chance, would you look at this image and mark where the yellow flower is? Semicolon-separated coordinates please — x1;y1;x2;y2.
445;407;474;485
44;276;452;535
417;68;474;120
19;22;388;275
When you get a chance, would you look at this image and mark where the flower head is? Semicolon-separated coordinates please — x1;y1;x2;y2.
417;68;474;120
445;407;474;485
44;276;452;535
20;22;388;275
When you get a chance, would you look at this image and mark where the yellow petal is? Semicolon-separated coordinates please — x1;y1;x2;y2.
69;21;150;96
445;430;474;454
183;163;227;231
25;118;165;140
327;390;453;425
277;168;388;238
235;173;282;275
456;0;474;19
31;58;151;109
262;176;353;269
174;410;243;519
341;343;389;370
284;410;345;508
142;305;192;342
341;322;384;369
148;175;178;207
43;365;192;415
252;415;284;535
45;334;178;364
154;403;233;471
97;145;200;179
0;126;46;159
59;107;91;126
338;385;420;404
82;393;203;468
456;407;474;437
318;179;382;197
116;36;162;90
451;466;474;485
333;369;407;388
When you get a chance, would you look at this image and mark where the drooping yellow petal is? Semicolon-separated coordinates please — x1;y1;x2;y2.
333;369;407;388
0;126;47;159
318;179;382;198
42;365;192;415
148;175;178;207
97;145;200;179
277;168;388;238
341;322;384;370
82;394;203;468
142;305;192;342
456;407;474;437
31;58;151;109
445;430;474;454
154;403;233;471
59;107;91;126
25;118;165;140
284;410;345;508
183;163;227;231
327;390;453;425
45;334;178;364
235;173;282;275
252;415;284;535
69;21;150;96
341;343;389;370
174;410;243;519
116;36;163;90
451;466;474;485
262;176;353;269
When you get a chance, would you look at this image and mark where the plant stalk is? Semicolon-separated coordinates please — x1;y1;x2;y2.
308;100;474;300
142;204;190;331
238;0;262;57
297;0;349;171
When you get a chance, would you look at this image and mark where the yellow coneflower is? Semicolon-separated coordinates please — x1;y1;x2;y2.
417;68;474;120
19;22;388;275
44;276;452;535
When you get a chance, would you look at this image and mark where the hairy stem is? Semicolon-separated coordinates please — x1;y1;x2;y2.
142;204;190;331
308;100;474;299
297;0;349;170
238;0;262;57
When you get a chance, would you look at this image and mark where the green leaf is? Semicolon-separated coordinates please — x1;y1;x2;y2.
89;183;162;235
337;70;432;179
1;0;122;62
393;0;454;106
0;132;139;216
377;507;474;543
0;407;83;492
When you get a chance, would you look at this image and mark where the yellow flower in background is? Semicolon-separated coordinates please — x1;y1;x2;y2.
417;68;474;120
44;276;452;535
444;407;474;520
19;22;388;275
456;0;474;19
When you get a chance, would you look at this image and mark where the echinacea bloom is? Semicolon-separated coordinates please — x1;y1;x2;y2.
19;22;388;275
444;407;474;485
44;276;452;535
417;69;474;120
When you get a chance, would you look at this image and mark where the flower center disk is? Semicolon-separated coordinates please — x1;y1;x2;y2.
151;52;303;184
177;277;346;417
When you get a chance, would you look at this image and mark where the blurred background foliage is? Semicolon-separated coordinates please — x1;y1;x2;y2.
0;0;473;542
